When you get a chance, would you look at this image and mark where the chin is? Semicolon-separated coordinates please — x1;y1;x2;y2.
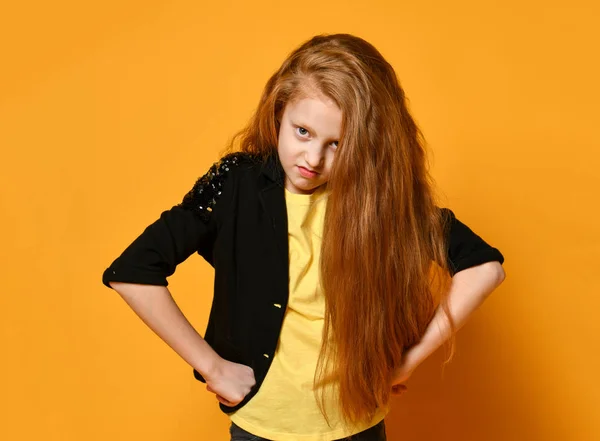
292;181;318;194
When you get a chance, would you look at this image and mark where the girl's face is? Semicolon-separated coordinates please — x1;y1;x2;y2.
277;94;342;194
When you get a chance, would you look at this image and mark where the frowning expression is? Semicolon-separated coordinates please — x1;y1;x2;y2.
277;94;342;194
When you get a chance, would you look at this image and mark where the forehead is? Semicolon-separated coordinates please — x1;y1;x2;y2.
284;95;342;137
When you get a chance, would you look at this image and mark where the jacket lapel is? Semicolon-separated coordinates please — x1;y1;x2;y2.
257;154;289;277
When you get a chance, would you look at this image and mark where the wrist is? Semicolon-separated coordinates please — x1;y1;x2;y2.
199;350;223;382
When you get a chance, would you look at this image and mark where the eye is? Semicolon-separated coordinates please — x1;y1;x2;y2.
296;127;309;137
331;141;339;150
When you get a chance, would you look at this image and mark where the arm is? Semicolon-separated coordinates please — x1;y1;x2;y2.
109;282;222;377
402;261;505;373
102;153;256;406
392;209;506;390
102;188;221;376
110;281;255;406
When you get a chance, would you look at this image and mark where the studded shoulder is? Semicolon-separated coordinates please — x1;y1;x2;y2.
178;152;259;223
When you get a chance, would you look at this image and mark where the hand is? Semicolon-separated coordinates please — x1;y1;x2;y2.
390;353;416;395
204;356;256;407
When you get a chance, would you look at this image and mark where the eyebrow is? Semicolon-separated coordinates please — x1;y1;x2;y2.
292;121;339;141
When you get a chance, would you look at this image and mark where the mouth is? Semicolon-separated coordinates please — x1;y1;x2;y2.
297;166;319;178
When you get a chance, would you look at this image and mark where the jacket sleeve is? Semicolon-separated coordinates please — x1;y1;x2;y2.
101;153;242;289
441;208;505;276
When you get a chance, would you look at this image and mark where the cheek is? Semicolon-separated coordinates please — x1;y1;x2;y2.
323;154;336;175
278;136;300;162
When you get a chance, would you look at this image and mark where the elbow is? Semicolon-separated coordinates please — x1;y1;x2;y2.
493;261;506;285
498;264;506;284
481;260;506;287
451;260;506;288
108;281;134;297
109;280;128;291
451;261;506;302
108;281;148;299
472;261;506;301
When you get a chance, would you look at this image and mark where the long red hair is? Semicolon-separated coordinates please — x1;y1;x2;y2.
223;33;456;430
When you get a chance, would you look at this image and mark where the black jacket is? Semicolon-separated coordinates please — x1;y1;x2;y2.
102;152;505;414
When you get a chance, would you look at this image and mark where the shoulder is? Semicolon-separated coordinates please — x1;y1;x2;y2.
217;151;263;168
178;151;263;222
206;151;265;180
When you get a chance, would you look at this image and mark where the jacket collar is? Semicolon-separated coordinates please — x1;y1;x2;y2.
258;153;286;188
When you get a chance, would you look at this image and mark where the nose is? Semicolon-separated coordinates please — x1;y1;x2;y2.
305;144;325;170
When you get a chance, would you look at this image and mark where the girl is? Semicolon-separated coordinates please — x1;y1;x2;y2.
103;33;506;441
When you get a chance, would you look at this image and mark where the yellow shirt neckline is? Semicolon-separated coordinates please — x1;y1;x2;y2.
284;185;329;206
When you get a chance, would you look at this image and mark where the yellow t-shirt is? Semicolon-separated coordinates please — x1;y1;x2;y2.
229;186;390;441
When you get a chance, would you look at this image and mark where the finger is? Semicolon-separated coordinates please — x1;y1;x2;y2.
216;394;234;406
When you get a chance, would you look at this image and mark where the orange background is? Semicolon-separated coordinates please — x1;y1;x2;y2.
1;1;598;440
